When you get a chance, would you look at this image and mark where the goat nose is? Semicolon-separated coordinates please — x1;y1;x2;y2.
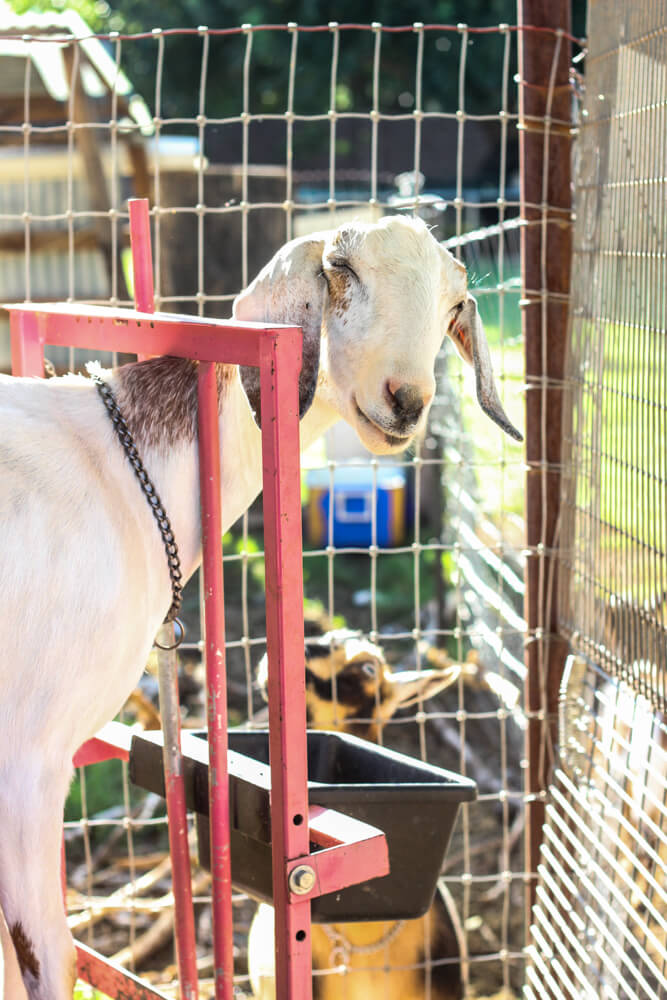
387;380;430;420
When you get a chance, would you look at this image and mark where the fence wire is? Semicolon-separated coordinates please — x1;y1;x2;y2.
529;2;667;997
0;15;582;1000
559;0;667;716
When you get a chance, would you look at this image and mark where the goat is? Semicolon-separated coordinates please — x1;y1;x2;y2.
0;214;520;999
249;630;466;1000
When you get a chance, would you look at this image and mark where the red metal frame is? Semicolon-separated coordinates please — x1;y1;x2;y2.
5;199;389;1000
198;358;235;999
130;198;200;1000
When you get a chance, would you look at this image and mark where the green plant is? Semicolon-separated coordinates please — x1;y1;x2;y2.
65;758;126;823
73;984;111;1000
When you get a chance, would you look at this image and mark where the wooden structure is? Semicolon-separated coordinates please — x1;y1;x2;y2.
0;2;151;297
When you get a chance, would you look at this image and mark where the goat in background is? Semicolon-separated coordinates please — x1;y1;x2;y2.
0;215;521;999
249;630;466;1000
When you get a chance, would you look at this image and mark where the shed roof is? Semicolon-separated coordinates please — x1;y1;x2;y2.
0;1;151;132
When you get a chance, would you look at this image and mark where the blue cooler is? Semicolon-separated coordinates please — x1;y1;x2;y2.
306;466;407;547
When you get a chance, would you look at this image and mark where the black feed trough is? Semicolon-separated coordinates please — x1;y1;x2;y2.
129;728;476;922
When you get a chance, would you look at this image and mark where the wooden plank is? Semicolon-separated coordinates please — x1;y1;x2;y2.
0;228;101;254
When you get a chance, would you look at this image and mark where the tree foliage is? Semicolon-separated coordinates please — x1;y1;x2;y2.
9;0;530;119
8;0;585;177
112;0;523;121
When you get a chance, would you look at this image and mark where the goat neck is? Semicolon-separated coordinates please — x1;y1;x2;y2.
110;355;340;582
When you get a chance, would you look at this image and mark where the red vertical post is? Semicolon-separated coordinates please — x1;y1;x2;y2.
10;309;44;377
259;331;312;998
197;361;234;1000
155;646;200;999
129;197;155;368
128;199;200;998
129;198;155;315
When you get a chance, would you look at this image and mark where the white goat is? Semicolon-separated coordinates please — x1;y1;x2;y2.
0;215;520;1000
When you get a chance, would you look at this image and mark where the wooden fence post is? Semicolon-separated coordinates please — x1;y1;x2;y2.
518;0;573;922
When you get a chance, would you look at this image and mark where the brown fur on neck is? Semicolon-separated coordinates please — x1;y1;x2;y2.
10;921;40;980
113;357;236;450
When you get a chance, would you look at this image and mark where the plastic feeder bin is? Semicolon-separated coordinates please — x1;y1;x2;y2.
129;728;477;922
306;466;407;547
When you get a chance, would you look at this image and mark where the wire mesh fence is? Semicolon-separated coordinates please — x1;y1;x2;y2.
527;656;667;1000
559;2;667;716
0;13;588;1000
528;2;667;997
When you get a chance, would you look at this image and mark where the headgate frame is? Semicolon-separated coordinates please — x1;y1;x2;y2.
6;198;390;1000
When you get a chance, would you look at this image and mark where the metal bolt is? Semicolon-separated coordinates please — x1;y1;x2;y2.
289;865;316;895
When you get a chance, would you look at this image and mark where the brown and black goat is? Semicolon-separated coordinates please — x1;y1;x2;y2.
249;630;465;1000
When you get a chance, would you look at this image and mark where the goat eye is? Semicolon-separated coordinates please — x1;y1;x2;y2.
329;259;358;280
361;661;377;678
448;301;465;331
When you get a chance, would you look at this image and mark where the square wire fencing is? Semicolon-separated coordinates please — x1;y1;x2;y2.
0;14;583;1000
527;2;667;998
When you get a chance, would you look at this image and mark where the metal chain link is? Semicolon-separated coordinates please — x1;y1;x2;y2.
321;919;406;966
92;373;184;631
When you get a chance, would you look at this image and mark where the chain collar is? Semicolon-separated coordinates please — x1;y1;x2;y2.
321;920;406;967
92;373;184;633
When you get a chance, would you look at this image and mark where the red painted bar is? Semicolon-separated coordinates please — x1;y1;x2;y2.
259;333;313;998
76;943;172;1000
4;301;284;368
197;360;234;1000
284;806;389;903
9;309;44;377
72;721;133;767
288;839;389;903
128;199;155;315
129;197;155;363
128;200;199;1000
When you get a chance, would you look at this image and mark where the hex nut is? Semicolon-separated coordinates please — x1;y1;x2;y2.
289;865;316;895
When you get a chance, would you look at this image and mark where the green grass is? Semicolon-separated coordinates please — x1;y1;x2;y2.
74;986;111;1000
459;328;525;522
472;269;523;343
568;319;667;599
65;758;126;824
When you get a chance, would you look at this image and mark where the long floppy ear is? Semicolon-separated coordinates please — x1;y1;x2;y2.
233;236;326;427
378;665;461;721
447;294;523;442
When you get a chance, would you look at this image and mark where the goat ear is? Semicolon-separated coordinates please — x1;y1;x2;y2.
446;294;523;442
233;236;326;427
380;665;461;719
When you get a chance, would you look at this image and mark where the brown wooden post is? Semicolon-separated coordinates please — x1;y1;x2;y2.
64;43;117;292
518;1;573;923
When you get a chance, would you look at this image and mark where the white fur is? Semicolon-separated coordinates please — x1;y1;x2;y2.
0;216;511;999
1;898;29;1000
